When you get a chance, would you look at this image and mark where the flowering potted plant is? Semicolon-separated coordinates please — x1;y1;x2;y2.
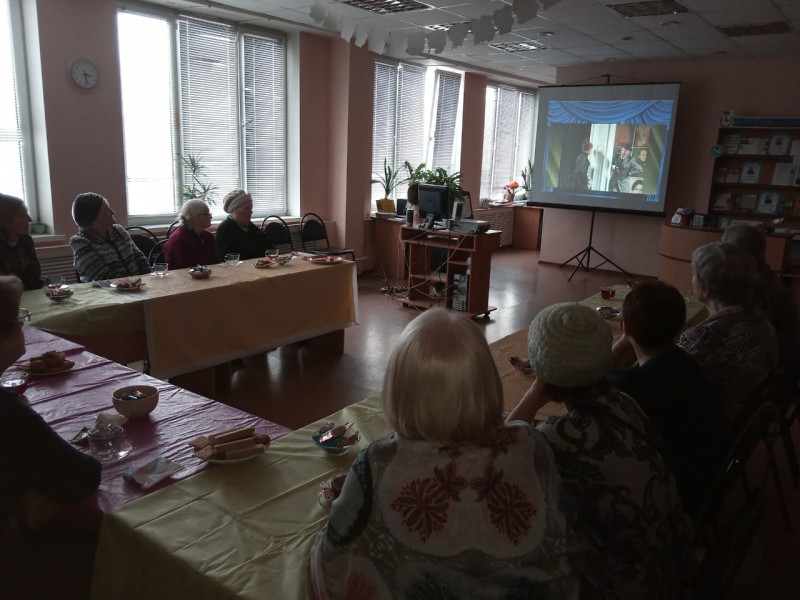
503;181;519;202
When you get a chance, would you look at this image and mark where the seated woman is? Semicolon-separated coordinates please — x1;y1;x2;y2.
70;193;150;282
607;281;727;519
215;190;272;261
0;275;101;562
507;302;694;599
0;193;42;290
722;224;800;396
678;241;778;424
164;200;218;269
309;309;579;599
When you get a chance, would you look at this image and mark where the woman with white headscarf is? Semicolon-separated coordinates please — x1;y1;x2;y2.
214;189;272;261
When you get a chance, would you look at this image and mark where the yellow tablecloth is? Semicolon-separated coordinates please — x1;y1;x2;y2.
22;258;358;378
491;284;709;415
91;396;391;599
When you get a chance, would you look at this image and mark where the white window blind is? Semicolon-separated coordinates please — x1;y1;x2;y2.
480;84;536;200
371;61;426;202
242;31;286;215
118;8;287;220
0;0;30;203
430;70;461;170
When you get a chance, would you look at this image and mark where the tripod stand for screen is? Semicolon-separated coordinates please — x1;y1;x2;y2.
559;210;632;281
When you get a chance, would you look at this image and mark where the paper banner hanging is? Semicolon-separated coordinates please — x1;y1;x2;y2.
447;23;469;48
427;30;446;54
354;23;369;47
323;5;342;31
368;29;387;54
387;31;407;55
512;0;538;24
494;5;515;35
309;0;328;24
471;16;495;44
407;31;426;54
340;19;356;42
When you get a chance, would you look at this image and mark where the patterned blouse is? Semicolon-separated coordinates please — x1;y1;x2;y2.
309;425;580;599
537;389;695;600
678;305;778;423
70;224;150;282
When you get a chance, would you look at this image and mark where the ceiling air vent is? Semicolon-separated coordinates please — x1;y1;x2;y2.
605;0;688;18
719;21;791;37
343;0;429;14
489;40;550;52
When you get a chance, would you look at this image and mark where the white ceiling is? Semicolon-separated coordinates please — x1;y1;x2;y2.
145;0;800;85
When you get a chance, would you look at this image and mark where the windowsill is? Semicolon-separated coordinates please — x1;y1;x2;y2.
31;234;66;244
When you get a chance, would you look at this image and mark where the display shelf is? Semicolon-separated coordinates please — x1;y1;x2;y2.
400;226;501;317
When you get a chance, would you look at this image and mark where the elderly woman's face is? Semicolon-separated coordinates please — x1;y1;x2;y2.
94;200;117;230
231;200;253;223
191;206;213;231
8;205;31;237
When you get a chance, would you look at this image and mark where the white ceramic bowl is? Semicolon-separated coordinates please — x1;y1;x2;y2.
112;385;159;418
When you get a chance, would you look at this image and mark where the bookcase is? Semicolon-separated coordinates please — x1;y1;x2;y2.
400;227;501;317
709;120;800;227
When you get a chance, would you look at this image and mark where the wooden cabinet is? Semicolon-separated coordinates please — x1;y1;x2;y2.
512;205;543;250
400;227;501;317
708;122;800;227
371;218;406;282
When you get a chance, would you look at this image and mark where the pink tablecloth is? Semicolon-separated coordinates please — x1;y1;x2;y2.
19;327;292;515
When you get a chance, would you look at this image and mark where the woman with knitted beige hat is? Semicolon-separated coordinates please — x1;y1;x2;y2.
214;189;272;261
507;302;694;600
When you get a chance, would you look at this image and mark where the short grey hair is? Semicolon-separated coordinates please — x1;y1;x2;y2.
179;199;210;228
692;242;755;307
721;224;766;268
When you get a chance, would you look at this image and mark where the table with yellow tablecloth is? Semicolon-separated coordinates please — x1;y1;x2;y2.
491;283;709;415
91;395;392;599
22;257;358;378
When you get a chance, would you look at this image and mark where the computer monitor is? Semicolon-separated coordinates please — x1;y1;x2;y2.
417;184;449;222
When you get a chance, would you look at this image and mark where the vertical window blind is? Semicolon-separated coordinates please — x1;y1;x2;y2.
430;70;461;170
0;0;29;203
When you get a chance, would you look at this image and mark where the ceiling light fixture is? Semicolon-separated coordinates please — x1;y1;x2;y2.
605;0;688;18
489;40;550;52
343;0;429;15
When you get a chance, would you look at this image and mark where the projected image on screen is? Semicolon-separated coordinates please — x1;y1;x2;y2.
531;83;680;216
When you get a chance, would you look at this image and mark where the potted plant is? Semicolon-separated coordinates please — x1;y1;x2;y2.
179;154;217;205
371;159;404;200
503;181;519;202
403;162;465;213
520;158;534;200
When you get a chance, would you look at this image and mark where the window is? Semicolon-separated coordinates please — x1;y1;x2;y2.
480;84;536;200
371;62;462;205
118;8;287;221
0;0;34;206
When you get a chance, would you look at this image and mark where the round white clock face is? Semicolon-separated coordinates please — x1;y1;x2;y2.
71;59;98;89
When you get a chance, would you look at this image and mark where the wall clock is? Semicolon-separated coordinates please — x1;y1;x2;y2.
70;59;98;89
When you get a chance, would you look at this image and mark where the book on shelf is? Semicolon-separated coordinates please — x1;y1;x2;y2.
755;191;779;214
722;133;741;154
713;192;733;211
715;167;728;183
768;133;792;156
725;168;741;183
739;162;761;184
772;163;797;186
735;194;757;212
718;215;733;229
779;198;794;215
737;137;768;155
791;140;800;158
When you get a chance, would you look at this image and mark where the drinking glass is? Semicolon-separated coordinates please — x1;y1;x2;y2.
224;253;240;266
153;263;168;277
88;425;132;463
265;249;279;262
600;286;616;301
0;370;29;395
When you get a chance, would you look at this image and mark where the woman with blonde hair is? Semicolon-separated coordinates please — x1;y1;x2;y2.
309;309;578;599
0;193;42;290
164;199;217;269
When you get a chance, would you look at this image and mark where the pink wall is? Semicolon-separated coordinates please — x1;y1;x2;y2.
35;0;128;237
540;56;800;276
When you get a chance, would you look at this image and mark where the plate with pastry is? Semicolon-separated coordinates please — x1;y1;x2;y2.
304;255;343;265
253;258;277;269
110;278;146;291
188;426;271;465
19;351;75;375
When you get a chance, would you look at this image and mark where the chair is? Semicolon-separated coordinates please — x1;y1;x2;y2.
260;215;294;252
125;226;160;262
167;220;181;238
148;239;168;266
299;212;355;261
690;400;779;598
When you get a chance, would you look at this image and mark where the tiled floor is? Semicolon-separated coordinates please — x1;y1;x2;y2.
214;246;799;598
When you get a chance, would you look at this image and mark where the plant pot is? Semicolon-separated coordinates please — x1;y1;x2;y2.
503;191;515;203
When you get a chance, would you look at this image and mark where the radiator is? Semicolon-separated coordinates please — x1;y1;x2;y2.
39;250;78;284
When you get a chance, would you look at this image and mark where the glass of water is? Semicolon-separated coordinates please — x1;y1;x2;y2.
265;249;279;262
225;253;240;266
153;263;168;277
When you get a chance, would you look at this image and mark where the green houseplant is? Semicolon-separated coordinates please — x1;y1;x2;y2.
371;159;404;199
520;158;534;200
179;154;217;206
403;161;464;213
